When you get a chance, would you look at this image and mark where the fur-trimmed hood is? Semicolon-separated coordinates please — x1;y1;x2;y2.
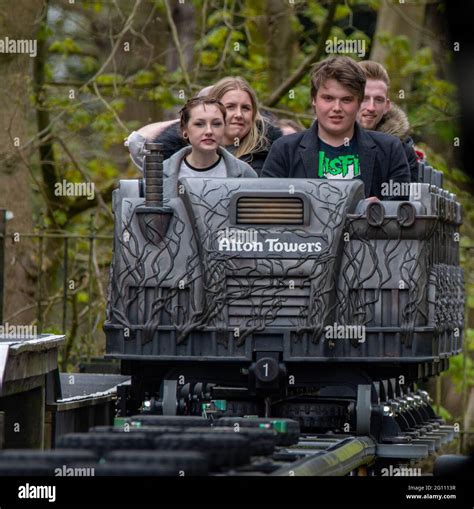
376;104;410;141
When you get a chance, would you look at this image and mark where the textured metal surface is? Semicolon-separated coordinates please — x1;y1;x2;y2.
59;373;130;401
376;443;429;459
105;177;463;364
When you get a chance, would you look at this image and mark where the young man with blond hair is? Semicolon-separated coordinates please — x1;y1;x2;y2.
357;60;418;182
261;56;410;200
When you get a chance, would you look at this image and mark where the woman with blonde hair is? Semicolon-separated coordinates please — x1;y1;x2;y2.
127;76;282;175
207;76;271;168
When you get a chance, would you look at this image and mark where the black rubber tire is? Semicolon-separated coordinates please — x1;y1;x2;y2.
154;432;250;469
88;425;120;433
56;432;153;457
127;415;211;427
0;461;56;476
0;449;98;463
434;454;474;477
89;425;270;454
182;426;276;456
0;459;98;476
215;417;300;446
105;450;208;475
236;428;276;456
89;425;183;437
95;462;177;476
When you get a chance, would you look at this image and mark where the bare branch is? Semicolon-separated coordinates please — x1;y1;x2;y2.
5;295;61;323
216;0;237;77
7;123;61;229
263;105;314;121
163;0;192;94
92;81;128;133
93;233;106;302
53;135;115;221
264;0;340;107
192;0;209;82
388;2;438;41
83;0;143;90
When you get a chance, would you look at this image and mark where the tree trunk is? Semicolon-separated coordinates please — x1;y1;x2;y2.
166;2;196;77
464;388;474;445
265;0;294;92
34;0;60;226
371;0;426;63
0;0;45;324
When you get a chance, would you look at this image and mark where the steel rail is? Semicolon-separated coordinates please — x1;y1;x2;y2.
271;435;376;476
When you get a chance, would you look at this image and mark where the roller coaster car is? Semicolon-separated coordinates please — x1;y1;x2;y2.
104;144;463;438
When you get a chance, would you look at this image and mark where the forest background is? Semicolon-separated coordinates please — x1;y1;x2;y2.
0;0;472;445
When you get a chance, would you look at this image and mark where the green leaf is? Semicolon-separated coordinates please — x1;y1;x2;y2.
49;37;82;55
335;5;352;22
53;210;68;226
77;291;89;304
304;3;327;24
82;56;99;73
200;51;218;67
437;405;452;421
87;159;119;180
131;70;156;86
38;23;54;41
95;74;124;86
206;26;229;48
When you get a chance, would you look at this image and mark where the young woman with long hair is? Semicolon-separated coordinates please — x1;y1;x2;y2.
161;96;257;201
127;77;282;175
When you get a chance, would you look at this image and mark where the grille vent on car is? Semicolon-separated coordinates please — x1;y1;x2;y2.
227;276;310;327
236;197;304;224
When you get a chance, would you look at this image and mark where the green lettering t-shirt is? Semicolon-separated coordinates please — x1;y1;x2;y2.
317;137;360;179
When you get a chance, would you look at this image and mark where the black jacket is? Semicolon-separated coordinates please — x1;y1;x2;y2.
153;120;282;175
375;104;418;182
402;136;418;182
261;122;410;199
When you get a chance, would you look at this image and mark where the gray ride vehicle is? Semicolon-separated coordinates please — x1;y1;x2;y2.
104;143;463;448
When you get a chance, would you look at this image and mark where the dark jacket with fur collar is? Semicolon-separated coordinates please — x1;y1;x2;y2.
374;104;418;182
152;120;282;175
